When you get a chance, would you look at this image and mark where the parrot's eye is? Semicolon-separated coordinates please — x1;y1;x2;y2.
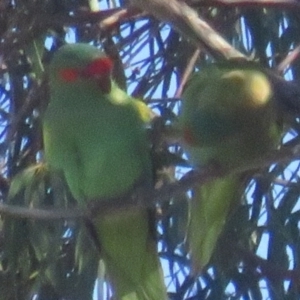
81;57;113;78
59;68;80;82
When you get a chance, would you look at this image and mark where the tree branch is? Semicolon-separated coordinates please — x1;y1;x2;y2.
129;0;246;60
1;144;299;221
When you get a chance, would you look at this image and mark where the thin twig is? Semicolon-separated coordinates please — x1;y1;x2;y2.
175;48;200;98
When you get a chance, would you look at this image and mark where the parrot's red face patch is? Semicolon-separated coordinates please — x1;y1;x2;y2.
59;57;114;94
81;57;113;94
81;57;113;78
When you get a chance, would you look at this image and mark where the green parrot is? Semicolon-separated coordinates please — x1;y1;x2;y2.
43;43;167;300
179;65;281;275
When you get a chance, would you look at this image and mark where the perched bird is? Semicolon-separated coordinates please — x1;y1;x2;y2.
43;43;167;299
179;65;281;275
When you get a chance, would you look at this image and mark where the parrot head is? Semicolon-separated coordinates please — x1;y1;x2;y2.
181;68;273;148
50;43;113;94
220;70;272;109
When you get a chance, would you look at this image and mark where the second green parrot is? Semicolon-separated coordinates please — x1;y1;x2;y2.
179;65;281;275
43;44;167;299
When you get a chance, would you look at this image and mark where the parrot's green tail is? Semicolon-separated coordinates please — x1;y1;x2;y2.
188;174;241;276
94;208;167;300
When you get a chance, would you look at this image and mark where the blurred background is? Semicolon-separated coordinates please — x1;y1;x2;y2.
1;0;300;299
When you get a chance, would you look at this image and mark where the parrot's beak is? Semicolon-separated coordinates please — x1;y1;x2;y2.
183;126;197;146
96;74;112;94
81;57;113;94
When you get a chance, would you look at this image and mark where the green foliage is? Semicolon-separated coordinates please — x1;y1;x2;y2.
1;165;98;299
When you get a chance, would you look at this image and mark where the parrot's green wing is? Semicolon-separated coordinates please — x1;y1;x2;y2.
179;65;281;275
43;44;167;299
